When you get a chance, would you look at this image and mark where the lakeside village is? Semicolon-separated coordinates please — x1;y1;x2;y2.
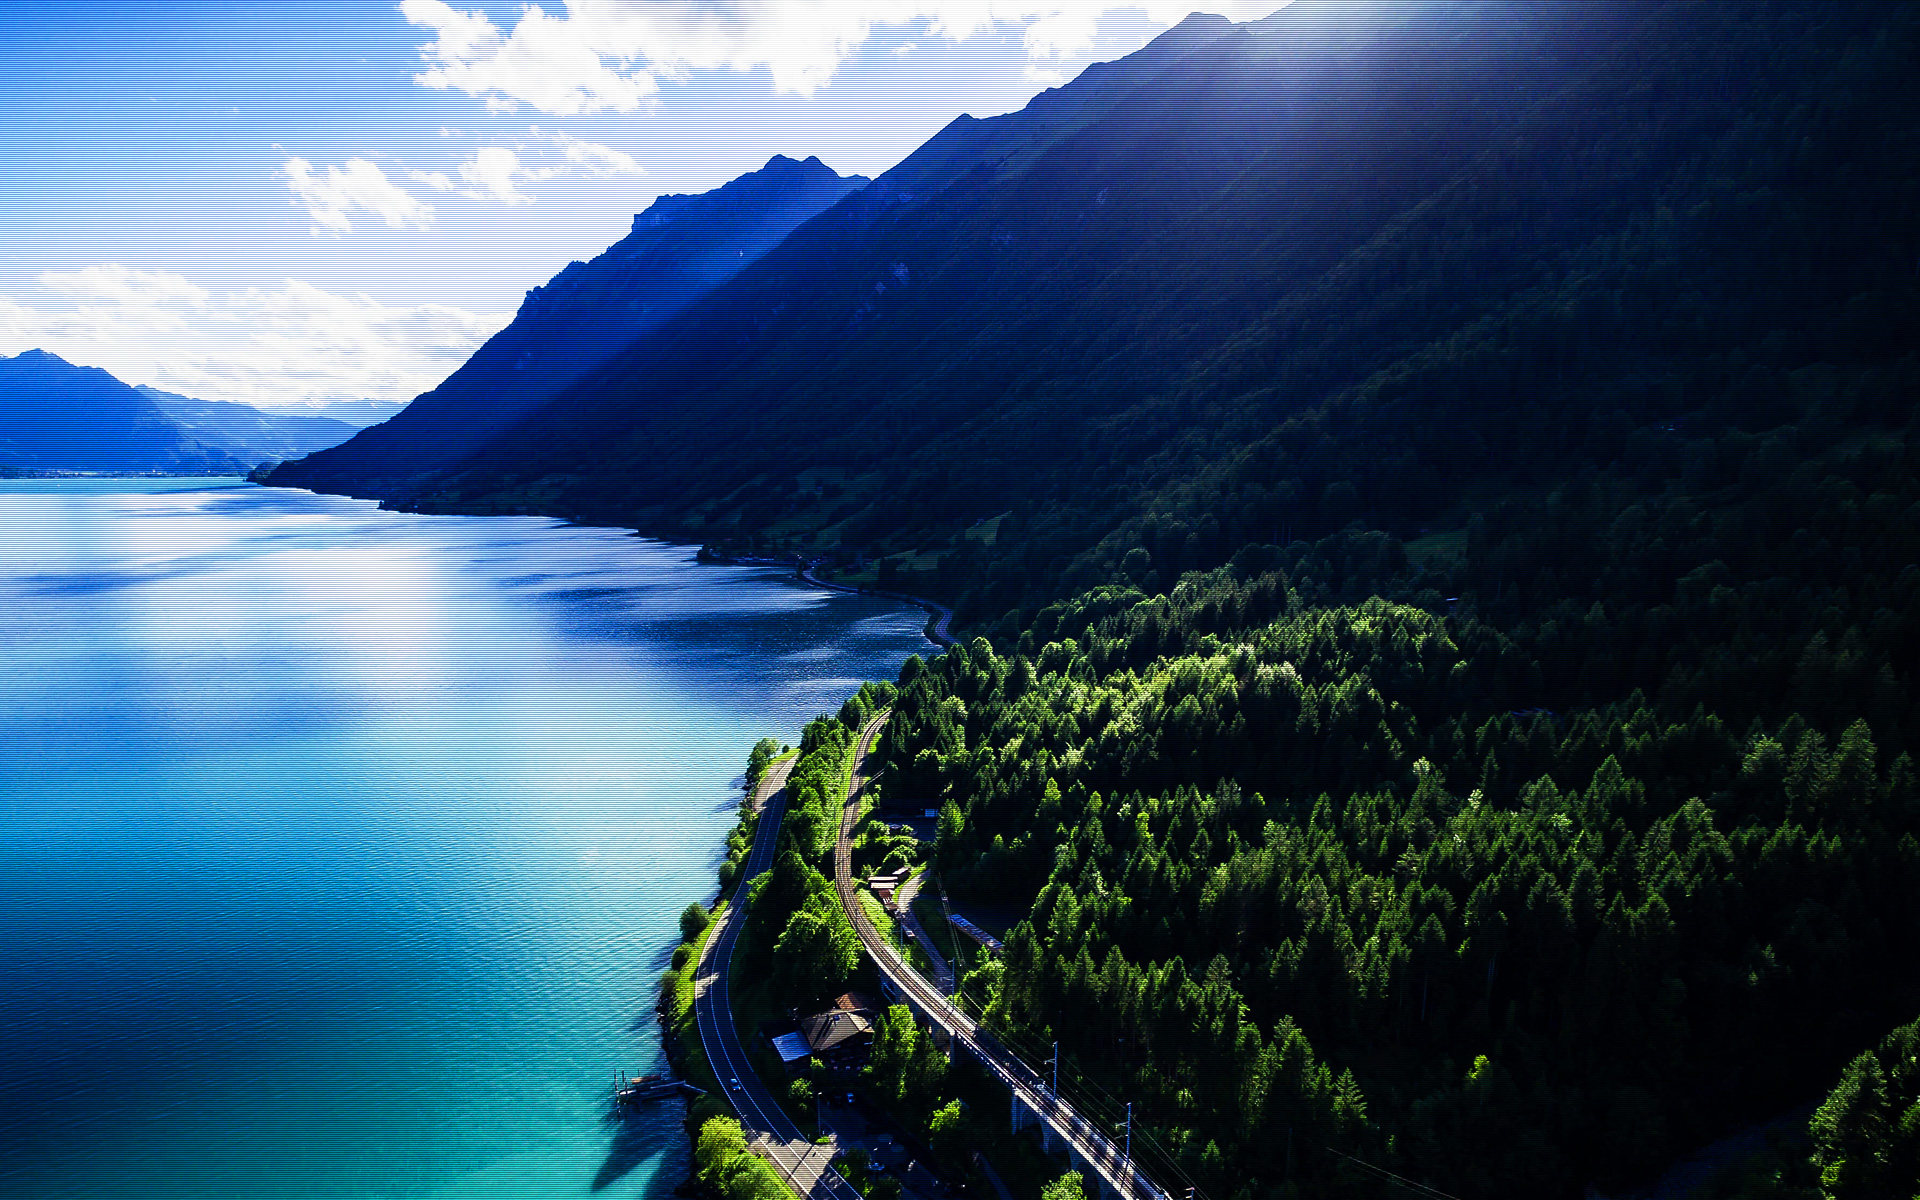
639;690;1111;1200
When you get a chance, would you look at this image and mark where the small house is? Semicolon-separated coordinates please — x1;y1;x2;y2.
799;1007;875;1070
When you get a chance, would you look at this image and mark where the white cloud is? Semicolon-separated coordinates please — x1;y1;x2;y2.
280;155;435;236
457;146;554;206
401;0;1278;115
410;169;455;191
1024;7;1103;74
43;263;209;307
439;132;641;207
403;0;658;116
554;131;643;178
0;264;507;411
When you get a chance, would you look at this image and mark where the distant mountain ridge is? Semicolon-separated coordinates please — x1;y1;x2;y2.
135;386;358;463
0;349;361;472
272;153;869;490
0;350;245;473
277;398;407;429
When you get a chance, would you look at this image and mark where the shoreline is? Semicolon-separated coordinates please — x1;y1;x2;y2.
259;479;960;650
652;561;948;1196
254;480;952;1194
696;547;957;650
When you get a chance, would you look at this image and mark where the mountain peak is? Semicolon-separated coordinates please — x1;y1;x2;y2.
631;155;864;234
274;148;868;493
708;153;866;205
754;153;839;184
1;348;129;390
1128;9;1236;63
1171;11;1234;33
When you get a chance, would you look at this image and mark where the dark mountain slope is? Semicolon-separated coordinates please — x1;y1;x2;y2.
271;154;867;491
0;350;245;473
255;5;1920;1195
273;0;1913;613
869;10;1239;200
267;9;1362;504
135;386;356;464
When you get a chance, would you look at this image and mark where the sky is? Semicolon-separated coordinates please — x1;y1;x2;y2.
0;0;1278;412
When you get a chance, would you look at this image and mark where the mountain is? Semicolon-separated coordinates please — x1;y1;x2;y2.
275;0;1915;622
270;4;1920;1195
272;153;868;490
0;350;246;473
135;386;357;463
287;398;408;429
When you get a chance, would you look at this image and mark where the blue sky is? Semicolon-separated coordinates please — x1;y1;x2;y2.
0;1;1275;410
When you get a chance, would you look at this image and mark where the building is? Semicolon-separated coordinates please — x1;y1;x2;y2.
770;1030;813;1074
799;1008;875;1070
792;993;886;1072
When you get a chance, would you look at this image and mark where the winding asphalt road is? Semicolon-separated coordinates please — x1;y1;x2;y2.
692;756;861;1199
834;714;1169;1200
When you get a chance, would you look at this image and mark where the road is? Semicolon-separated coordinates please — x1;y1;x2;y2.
891;869;954;993
835;715;1168;1200
692;756;861;1199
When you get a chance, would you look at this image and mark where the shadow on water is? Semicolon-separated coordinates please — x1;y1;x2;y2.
592;1112;661;1193
628;940;680;1039
594;1103;698;1198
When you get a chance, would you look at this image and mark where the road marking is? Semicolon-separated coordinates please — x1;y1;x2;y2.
691;757;860;1198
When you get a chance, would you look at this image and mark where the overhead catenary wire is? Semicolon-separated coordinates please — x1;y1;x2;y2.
848;729;1175;1198
1328;1148;1468;1200
917;906;1201;1196
939;966;1205;1199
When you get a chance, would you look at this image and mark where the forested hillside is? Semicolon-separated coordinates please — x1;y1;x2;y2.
1706;1011;1920;1199
135;386;355;464
875;562;1920;1196
266;3;1920;1195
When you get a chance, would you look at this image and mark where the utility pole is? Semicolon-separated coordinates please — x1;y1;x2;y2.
1124;1102;1133;1170
1049;1042;1059;1103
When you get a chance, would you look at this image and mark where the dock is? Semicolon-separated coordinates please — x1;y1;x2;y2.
613;1073;706;1106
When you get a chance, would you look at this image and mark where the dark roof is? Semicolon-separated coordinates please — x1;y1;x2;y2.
800;1009;874;1054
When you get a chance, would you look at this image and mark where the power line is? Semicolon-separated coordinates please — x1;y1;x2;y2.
1327;1148;1467;1200
956;1002;1204;1199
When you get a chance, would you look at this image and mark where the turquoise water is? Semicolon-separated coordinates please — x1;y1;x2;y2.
0;479;930;1199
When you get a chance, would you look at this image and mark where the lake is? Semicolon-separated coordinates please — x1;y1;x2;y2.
0;478;932;1199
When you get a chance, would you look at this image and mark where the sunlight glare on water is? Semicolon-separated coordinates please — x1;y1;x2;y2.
0;478;932;1200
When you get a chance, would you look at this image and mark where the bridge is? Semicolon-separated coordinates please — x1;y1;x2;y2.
833;713;1172;1200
